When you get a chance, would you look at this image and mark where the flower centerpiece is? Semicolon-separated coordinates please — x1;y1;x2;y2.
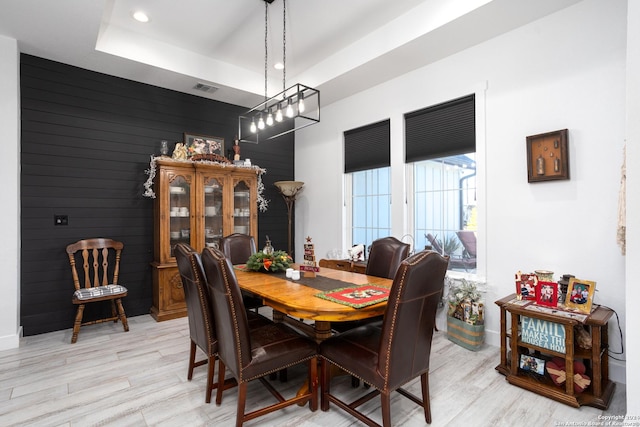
445;277;485;351
246;250;292;272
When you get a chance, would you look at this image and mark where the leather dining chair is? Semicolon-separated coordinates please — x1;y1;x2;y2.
332;236;410;335
66;238;129;343
219;233;263;312
201;246;318;426
174;243;270;403
320;250;450;427
365;236;410;280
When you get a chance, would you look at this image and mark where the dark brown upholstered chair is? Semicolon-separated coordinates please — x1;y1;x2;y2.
365;236;410;279
320;250;449;427
332;237;410;336
175;243;270;403
66;238;129;344
201;246;318;426
219;233;263;311
219;233;257;264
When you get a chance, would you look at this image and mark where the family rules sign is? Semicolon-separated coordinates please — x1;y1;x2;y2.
521;316;566;353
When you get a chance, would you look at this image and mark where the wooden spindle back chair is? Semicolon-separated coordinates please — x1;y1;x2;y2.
66;238;129;343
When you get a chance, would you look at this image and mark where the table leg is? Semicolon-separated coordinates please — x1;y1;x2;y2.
296;321;334;404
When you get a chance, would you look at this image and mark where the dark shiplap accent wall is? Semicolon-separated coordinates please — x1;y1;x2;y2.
20;54;294;336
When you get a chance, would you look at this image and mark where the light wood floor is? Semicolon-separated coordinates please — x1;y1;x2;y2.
0;311;626;427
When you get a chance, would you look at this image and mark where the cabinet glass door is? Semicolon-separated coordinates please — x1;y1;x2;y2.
169;175;191;257
204;177;224;249
233;181;251;235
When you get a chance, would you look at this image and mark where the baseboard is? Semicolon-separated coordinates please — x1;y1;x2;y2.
0;326;21;351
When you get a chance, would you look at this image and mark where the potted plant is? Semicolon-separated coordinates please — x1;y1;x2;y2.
445;277;485;351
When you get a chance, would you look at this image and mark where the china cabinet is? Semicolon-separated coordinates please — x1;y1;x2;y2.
151;158;259;321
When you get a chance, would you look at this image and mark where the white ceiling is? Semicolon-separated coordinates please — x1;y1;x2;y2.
0;0;582;108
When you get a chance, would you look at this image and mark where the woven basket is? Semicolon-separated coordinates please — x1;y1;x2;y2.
447;315;484;351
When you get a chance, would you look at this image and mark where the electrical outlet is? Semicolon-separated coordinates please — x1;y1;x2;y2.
54;215;68;226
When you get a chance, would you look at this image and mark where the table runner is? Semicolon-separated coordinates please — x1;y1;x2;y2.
234;265;368;292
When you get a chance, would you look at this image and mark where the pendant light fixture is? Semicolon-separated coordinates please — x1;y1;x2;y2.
238;0;320;144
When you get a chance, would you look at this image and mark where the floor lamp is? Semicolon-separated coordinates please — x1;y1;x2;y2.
274;181;304;259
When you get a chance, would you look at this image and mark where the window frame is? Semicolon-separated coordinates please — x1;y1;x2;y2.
405;83;486;279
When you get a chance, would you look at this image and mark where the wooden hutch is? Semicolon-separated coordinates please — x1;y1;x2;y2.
151;158;259;321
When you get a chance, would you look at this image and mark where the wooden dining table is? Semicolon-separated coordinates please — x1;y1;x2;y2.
234;265;393;342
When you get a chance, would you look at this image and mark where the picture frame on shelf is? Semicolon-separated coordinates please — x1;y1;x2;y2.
526;129;569;183
515;271;537;300
536;281;558;307
519;354;546;376
184;133;224;157
565;278;596;313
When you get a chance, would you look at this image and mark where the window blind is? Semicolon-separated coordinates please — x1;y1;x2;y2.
344;119;390;173
405;95;475;163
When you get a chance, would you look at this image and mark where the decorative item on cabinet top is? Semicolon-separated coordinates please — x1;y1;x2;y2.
143;156;270;212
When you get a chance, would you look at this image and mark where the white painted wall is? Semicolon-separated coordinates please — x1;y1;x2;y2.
296;0;630;384
0;35;21;350
624;0;639;417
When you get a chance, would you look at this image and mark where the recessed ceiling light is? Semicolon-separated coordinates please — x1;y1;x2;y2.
274;62;284;70
133;11;150;23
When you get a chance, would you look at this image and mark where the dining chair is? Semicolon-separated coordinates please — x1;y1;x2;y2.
365;236;410;280
175;243;271;403
66;238;129;343
332;236;410;336
219;233;263;312
320;250;450;427
201;246;318;426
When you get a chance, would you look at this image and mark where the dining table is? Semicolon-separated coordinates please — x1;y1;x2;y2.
234;264;394;400
234;264;393;342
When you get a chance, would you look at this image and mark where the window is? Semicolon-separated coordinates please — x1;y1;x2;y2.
413;155;476;271
351;167;391;251
405;95;476;271
344;120;390;254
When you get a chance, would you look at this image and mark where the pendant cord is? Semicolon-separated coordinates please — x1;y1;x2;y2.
264;0;268;104
282;0;287;96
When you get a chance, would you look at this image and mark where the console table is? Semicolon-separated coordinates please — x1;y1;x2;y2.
318;258;366;274
495;294;614;409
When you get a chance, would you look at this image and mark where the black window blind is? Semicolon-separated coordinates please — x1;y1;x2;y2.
344;119;390;173
405;94;475;163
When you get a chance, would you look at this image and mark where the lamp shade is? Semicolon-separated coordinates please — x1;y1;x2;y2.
274;181;304;197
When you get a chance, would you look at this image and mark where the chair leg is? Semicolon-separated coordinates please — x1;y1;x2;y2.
381;392;392;427
206;354;216;404
110;300;117;323
216;358;226;405
320;358;330;411
71;304;85;343
236;382;248;427
421;372;432;424
187;340;197;380
115;298;129;332
309;357;318;411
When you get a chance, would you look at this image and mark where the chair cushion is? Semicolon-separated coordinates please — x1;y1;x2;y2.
320;323;385;390
242;323;317;381
73;284;127;300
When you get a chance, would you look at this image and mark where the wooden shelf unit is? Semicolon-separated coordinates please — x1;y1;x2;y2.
495;294;614;409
